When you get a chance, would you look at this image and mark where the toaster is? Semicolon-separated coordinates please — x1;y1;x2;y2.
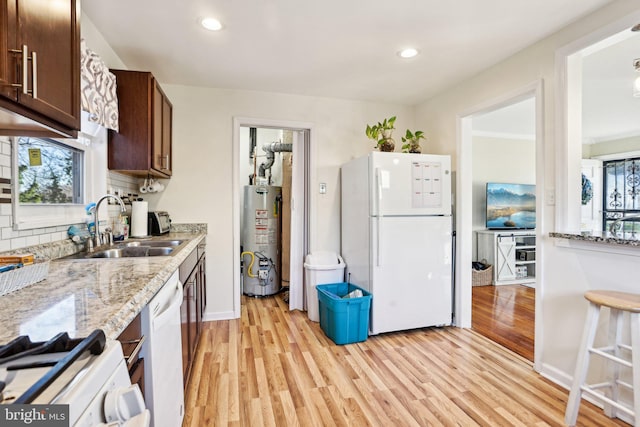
148;211;171;235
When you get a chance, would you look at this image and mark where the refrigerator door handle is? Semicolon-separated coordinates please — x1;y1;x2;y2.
375;167;382;216
376;216;381;267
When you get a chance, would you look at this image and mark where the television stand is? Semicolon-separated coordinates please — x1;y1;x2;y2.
476;230;536;286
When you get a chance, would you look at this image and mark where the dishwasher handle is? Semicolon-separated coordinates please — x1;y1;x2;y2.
152;280;183;332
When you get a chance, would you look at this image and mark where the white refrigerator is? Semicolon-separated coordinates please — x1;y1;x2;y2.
341;151;453;335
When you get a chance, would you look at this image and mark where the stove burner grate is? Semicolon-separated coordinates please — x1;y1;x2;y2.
0;329;106;404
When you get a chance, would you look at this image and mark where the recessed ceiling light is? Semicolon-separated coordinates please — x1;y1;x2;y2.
201;17;223;31
398;48;419;59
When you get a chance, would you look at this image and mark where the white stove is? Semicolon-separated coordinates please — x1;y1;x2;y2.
0;330;149;426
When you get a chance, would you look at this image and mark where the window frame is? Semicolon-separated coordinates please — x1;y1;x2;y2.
602;156;640;236
11;132;105;231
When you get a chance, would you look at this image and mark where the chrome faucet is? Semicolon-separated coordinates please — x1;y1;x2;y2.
608;213;640;234
94;194;127;246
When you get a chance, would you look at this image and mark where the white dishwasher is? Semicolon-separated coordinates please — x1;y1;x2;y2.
141;270;184;427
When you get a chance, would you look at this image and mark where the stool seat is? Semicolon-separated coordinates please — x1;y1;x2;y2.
565;290;640;426
585;290;640;313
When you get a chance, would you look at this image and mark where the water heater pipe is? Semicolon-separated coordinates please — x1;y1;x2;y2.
258;142;293;177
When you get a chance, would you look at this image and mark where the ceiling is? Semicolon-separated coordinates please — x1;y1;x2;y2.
82;0;615;106
472;98;535;140
582;30;640;143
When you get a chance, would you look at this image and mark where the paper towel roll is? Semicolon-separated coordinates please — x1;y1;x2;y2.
131;201;148;237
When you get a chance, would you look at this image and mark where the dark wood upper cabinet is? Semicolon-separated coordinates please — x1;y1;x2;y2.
0;0;80;137
108;70;172;178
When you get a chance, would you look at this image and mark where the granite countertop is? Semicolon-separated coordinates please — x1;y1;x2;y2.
549;231;640;246
0;231;206;343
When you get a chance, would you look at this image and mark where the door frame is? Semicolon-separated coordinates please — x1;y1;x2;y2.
456;80;544;371
232;117;315;318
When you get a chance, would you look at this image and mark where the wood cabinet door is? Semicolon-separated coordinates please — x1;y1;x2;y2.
0;0;15;100
151;82;171;176
198;255;206;323
12;0;80;129
152;81;163;172
181;282;190;386
161;94;172;175
188;276;198;360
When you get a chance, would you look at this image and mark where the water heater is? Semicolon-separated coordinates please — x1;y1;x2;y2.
241;185;282;296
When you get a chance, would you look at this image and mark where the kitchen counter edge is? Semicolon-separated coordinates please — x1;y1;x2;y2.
0;232;206;343
549;231;640;246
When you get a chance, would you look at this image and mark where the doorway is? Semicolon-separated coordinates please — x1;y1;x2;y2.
232;118;313;318
456;82;544;369
470;98;536;361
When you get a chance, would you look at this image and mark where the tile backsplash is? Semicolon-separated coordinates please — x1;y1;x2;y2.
0;136;74;252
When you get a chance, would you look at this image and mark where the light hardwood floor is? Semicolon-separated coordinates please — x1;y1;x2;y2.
184;295;627;426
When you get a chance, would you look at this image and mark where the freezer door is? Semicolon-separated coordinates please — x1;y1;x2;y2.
370;152;451;217
370;216;452;334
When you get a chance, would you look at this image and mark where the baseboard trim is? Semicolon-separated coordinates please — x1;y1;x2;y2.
203;311;237;321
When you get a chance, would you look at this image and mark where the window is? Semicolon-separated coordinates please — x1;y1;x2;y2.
603;157;640;236
12;133;106;230
17;137;84;204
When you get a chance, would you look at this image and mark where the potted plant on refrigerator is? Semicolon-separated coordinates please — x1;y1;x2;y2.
401;129;425;153
365;116;396;152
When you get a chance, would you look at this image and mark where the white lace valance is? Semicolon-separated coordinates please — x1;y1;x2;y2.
80;39;119;132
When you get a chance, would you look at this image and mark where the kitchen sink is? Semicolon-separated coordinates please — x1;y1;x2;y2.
59;239;187;260
88;247;174;258
122;240;184;247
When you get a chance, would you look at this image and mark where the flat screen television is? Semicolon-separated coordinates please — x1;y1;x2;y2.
486;182;536;230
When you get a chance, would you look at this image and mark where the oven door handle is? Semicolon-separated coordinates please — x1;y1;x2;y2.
13;329;106;404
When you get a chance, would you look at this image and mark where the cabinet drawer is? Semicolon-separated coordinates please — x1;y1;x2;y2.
179;248;198;283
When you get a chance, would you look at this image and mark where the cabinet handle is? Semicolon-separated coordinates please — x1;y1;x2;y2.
7;46;28;94
20;45;28;95
163;155;169;170
31;51;37;99
7;46;36;97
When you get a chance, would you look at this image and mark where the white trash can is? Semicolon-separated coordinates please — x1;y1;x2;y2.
304;251;346;322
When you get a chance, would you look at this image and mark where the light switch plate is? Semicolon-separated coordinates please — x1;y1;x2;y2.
319;183;327;194
545;188;555;205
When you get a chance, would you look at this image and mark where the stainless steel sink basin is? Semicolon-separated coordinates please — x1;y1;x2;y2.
59;239;186;260
88;246;174;258
122;240;184;247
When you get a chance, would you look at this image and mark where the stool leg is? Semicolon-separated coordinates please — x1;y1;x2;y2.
605;308;623;418
630;312;640;425
565;301;601;426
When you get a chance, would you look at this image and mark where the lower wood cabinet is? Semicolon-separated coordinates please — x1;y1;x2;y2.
179;244;206;388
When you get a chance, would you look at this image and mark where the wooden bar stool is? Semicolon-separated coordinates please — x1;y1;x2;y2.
565;290;640;426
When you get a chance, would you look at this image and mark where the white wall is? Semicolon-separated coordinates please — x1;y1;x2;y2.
81;14;126;70
584;135;640;158
472;136;535;259
415;0;640;388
